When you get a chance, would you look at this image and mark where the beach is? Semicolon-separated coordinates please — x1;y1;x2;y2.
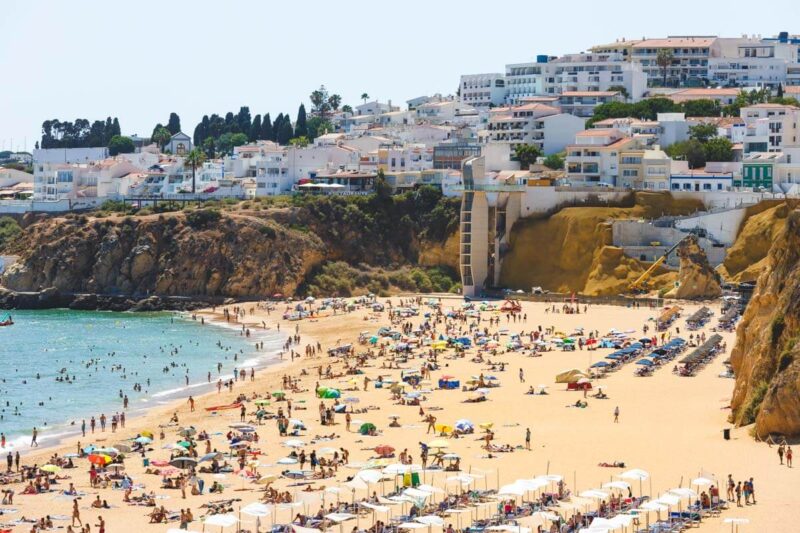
2;295;795;533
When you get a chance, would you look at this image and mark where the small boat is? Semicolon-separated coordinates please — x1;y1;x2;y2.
0;315;13;327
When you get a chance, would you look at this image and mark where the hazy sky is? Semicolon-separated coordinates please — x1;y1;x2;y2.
0;0;793;152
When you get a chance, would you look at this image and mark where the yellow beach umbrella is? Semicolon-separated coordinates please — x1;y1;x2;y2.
427;439;449;449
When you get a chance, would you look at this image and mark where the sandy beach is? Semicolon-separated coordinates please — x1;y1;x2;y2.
3;295;795;533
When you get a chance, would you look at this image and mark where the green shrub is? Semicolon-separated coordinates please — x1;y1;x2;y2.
185;208;222;229
0;216;21;249
742;381;769;425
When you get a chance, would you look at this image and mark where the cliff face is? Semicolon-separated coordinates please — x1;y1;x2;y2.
665;235;722;300
718;203;789;283
1;192;462;303
730;209;800;438
500;192;702;294
2;212;326;298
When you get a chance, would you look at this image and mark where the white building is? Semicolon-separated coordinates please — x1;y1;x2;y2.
485;103;586;154
565;129;638;185
740;103;800;154
459;73;506;107
504;60;548;105
545;52;647;100
164;132;192;155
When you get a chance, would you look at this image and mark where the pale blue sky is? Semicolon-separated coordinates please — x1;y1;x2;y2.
0;0;792;152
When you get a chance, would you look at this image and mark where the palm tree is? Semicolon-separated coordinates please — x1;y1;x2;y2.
184;148;206;194
656;49;674;87
152;126;171;151
361;93;370;104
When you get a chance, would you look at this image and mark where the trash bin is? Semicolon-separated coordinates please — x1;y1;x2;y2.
723;428;731;440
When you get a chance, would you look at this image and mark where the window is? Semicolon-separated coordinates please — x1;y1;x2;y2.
703;183;712;190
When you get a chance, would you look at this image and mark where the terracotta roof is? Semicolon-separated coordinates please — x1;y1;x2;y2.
576;129;619;137
673;88;739;96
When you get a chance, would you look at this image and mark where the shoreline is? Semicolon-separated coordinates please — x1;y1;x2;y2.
7;308;289;457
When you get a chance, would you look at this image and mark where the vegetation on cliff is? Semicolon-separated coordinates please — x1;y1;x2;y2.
0;187;461;299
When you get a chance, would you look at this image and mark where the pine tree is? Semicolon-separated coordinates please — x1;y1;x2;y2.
103;117;114;144
250;115;262;142
277;118;294;145
273;113;284;142
295;104;308;138
261;113;273;142
111;118;121;137
236;106;252;136
167;112;181;135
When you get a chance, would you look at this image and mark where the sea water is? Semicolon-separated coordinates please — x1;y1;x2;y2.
0;309;284;451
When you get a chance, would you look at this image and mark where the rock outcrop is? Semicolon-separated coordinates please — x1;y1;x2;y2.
1;212;327;301
730;208;800;438
665;235;722;300
0;194;461;308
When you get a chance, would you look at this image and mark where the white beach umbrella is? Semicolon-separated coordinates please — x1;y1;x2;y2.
638;501;668;512
655;494;681;506
498;483;527;497
283;439;306;448
276;457;299;465
618;468;649;480
691;477;713;487
398;523;427;530
204;514;238;529
668;487;697;499
579;489;609;500
486;526;531;533
416;515;445;527
241;503;271;517
602;481;630;490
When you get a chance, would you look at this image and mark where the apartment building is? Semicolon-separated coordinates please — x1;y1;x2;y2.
36;158;139;201
565;129;638;185
618;147;672;189
631;37;717;85
740;103;800;153
557;91;623;118
460;73;506;107
544;52;647;100
504;60;548;105
485;103;586;154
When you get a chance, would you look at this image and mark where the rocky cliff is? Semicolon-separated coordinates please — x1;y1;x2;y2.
730;208;800;438
500;192;702;295
665;235;722;300
2;211;327;299
718;202;790;283
0;191;461;306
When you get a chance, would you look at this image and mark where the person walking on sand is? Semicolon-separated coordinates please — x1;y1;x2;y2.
778;443;785;465
72;499;82;526
426;414;437;434
735;481;742;507
525;428;531;450
787;446;793;467
188;396;195;412
726;475;734;502
519;368;525;383
613;407;619;423
345;412;351;432
31;427;38;447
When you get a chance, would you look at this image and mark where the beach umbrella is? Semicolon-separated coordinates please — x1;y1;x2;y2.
170;457;198;470
255;474;277;485
579;489;609;500
176;441;192;448
638;501;667;512
254;399;271;406
374;445;395;457
64;453;80;459
82;445;97;454
416;516;445;527
317;447;337;456
179;427;197;437
398;524;427;530
106;463;126;472
272;391;287;398
724;518;749;532
691;477;713;487
602;481;630;490
113;443;132;453
40;464;61;473
284;439;306;448
344;397;360;404
359;423;376;435
277;457;299;465
382;463;421;475
88;454;112;466
669;487;697;499
204;513;238;530
134;436;153;445
619;468;649;496
655;494;680;506
199;452;223;463
140;431;154;439
427;439;449;449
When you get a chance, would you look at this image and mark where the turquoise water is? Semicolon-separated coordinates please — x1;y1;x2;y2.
0;309;283;450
